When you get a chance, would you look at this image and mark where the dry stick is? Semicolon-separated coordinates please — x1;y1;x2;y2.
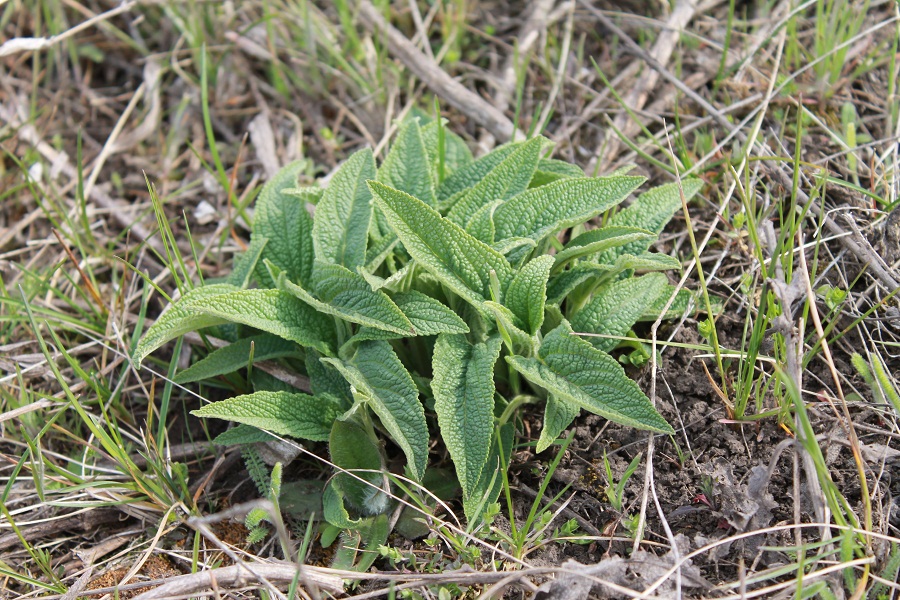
355;0;520;142
581;2;900;294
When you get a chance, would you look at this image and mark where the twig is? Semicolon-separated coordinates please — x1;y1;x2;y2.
355;0;520;141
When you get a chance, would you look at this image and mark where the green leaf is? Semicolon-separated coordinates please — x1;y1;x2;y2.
322;341;428;481
313;148;377;269
281;261;414;335
330;420;389;515
421;120;473;180
133;284;240;366
463;420;514;524
601;179;703;262
505;255;554;335
553;226;655;268
529;158;585;188
483;301;536;354
436;141;522;208
228;237;268;288
186;288;337;355
570;273;668;353
323;481;363;528
252;163;315;287
432;335;502;500
174;334;300;384
536;395;580;453
306;350;353;407
491;176;645;244
390;290;469;335
368;181;515;311
609;252;682;272
192;391;343;441
506;323;673;434
213;424;275;446
446;136;543;228
377;118;436;206
546;263;615;305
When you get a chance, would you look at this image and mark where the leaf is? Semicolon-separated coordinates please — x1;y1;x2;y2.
536;395;580;453
491;176;645;244
421;120;473;180
281;261;414;335
213;424;275;446
570;273;668;353
306;350;353;407
463;420;514;524
600;179;703;262
252;163;315;287
391;290;469;335
377;118;436;206
322;341;428;481
553;226;655;268
610;252;682;272
133;284;240;366
186;288;337;355
507;323;673;434
323;481;363;528
436;141;522;208
330;420;389;515
192;391;343;441
529;158;585;188
483;301;536;354
432;335;502;500
313;148;377;270
505;255;554;335
446;136;543;228
174;334;300;384
546;263;615;305
368;181;515;311
228;237;268;288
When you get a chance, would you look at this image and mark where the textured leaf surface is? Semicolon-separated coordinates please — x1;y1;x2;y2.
546;263;615;305
536;395;580;453
330;420;388;515
554;226;654;268
228;237;268;288
491;176;645;243
436;141;521;208
313;148;376;269
350;291;469;342
368;182;514;310
252;163;315;287
529;158;585;188
134;284;239;366
192;391;342;441
601;179;702;261
186;288;336;355
463;421;514;524
507;323;673;433
446;136;542;227
306;350;352;407
377;119;435;206
571;273;668;353
175;334;300;384
212;424;274;446
505;255;554;335
281;262;413;335
432;335;502;499
421;120;473;181
323;341;428;481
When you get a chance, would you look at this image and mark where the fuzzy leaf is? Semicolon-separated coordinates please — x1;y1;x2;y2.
536;395;580;453
553;226;655;268
505;255;554;335
252;163;315;287
349;290;470;342
529;158;585;188
192;391;342;441
133;284;240;366
212;424;275;446
432;335;502;500
446;136;543;228
368;181;515;310
330;420;389;515
185;288;337;355
507;323;673;434
306;350;352;407
377;119;436;206
491;176;645;244
323;341;428;481
570;273;668;353
436;141;522;208
546;263;615;305
281;261;414;335
421;120;474;181
175;334;300;384
313;148;376;270
228;237;268;288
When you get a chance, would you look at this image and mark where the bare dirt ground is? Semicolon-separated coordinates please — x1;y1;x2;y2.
2;1;899;598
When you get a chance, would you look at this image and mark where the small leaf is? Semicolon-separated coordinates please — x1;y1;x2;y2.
377;118;436;206
391;290;469;335
601;179;703;262
368;181;515;311
491;176;645;244
252;163;315;287
553;226;655;268
432;335;502;500
529;158;584;188
505;255;554;335
436;141;522;208
483;301;536;354
322;341;428;481
570;273;668;352
536;395;580;453
133;284;240;366
330;420;389;515
175;334;300;384
546;263;615;305
446;136;543;228
228;237;269;288
323;481;363;528
506;323;673;434
313;148;377;269
185;288;337;355
213;424;275;446
281;261;414;335
192;391;343;441
609;252;682;271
